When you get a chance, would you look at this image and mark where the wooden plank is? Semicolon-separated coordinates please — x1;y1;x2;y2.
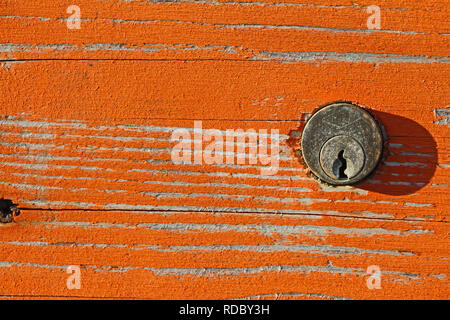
1;0;449;61
0;0;448;299
0;210;448;299
0;61;448;222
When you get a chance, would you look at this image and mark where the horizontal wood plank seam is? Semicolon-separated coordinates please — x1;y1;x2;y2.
15;207;450;224
2;57;450;63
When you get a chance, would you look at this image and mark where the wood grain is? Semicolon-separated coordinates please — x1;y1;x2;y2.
0;0;448;299
1;209;448;299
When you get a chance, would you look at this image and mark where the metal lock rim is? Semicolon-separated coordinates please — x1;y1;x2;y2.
301;102;384;186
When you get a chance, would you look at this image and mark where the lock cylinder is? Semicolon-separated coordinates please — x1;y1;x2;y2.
301;102;384;186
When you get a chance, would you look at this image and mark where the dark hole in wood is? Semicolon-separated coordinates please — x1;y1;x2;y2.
0;199;20;223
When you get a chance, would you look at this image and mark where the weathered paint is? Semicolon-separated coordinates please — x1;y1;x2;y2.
0;0;448;299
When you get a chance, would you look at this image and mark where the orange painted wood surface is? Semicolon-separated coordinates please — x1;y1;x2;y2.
0;0;449;299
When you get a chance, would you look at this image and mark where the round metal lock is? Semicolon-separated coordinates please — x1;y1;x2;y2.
301;102;383;186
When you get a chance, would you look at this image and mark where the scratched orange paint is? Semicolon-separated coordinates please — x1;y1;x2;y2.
0;0;448;299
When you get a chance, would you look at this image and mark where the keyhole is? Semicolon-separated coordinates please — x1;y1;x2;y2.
332;150;348;180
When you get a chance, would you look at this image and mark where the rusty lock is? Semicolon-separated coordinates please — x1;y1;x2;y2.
301;102;384;186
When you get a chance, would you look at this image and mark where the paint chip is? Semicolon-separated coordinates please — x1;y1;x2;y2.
434;108;450;126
